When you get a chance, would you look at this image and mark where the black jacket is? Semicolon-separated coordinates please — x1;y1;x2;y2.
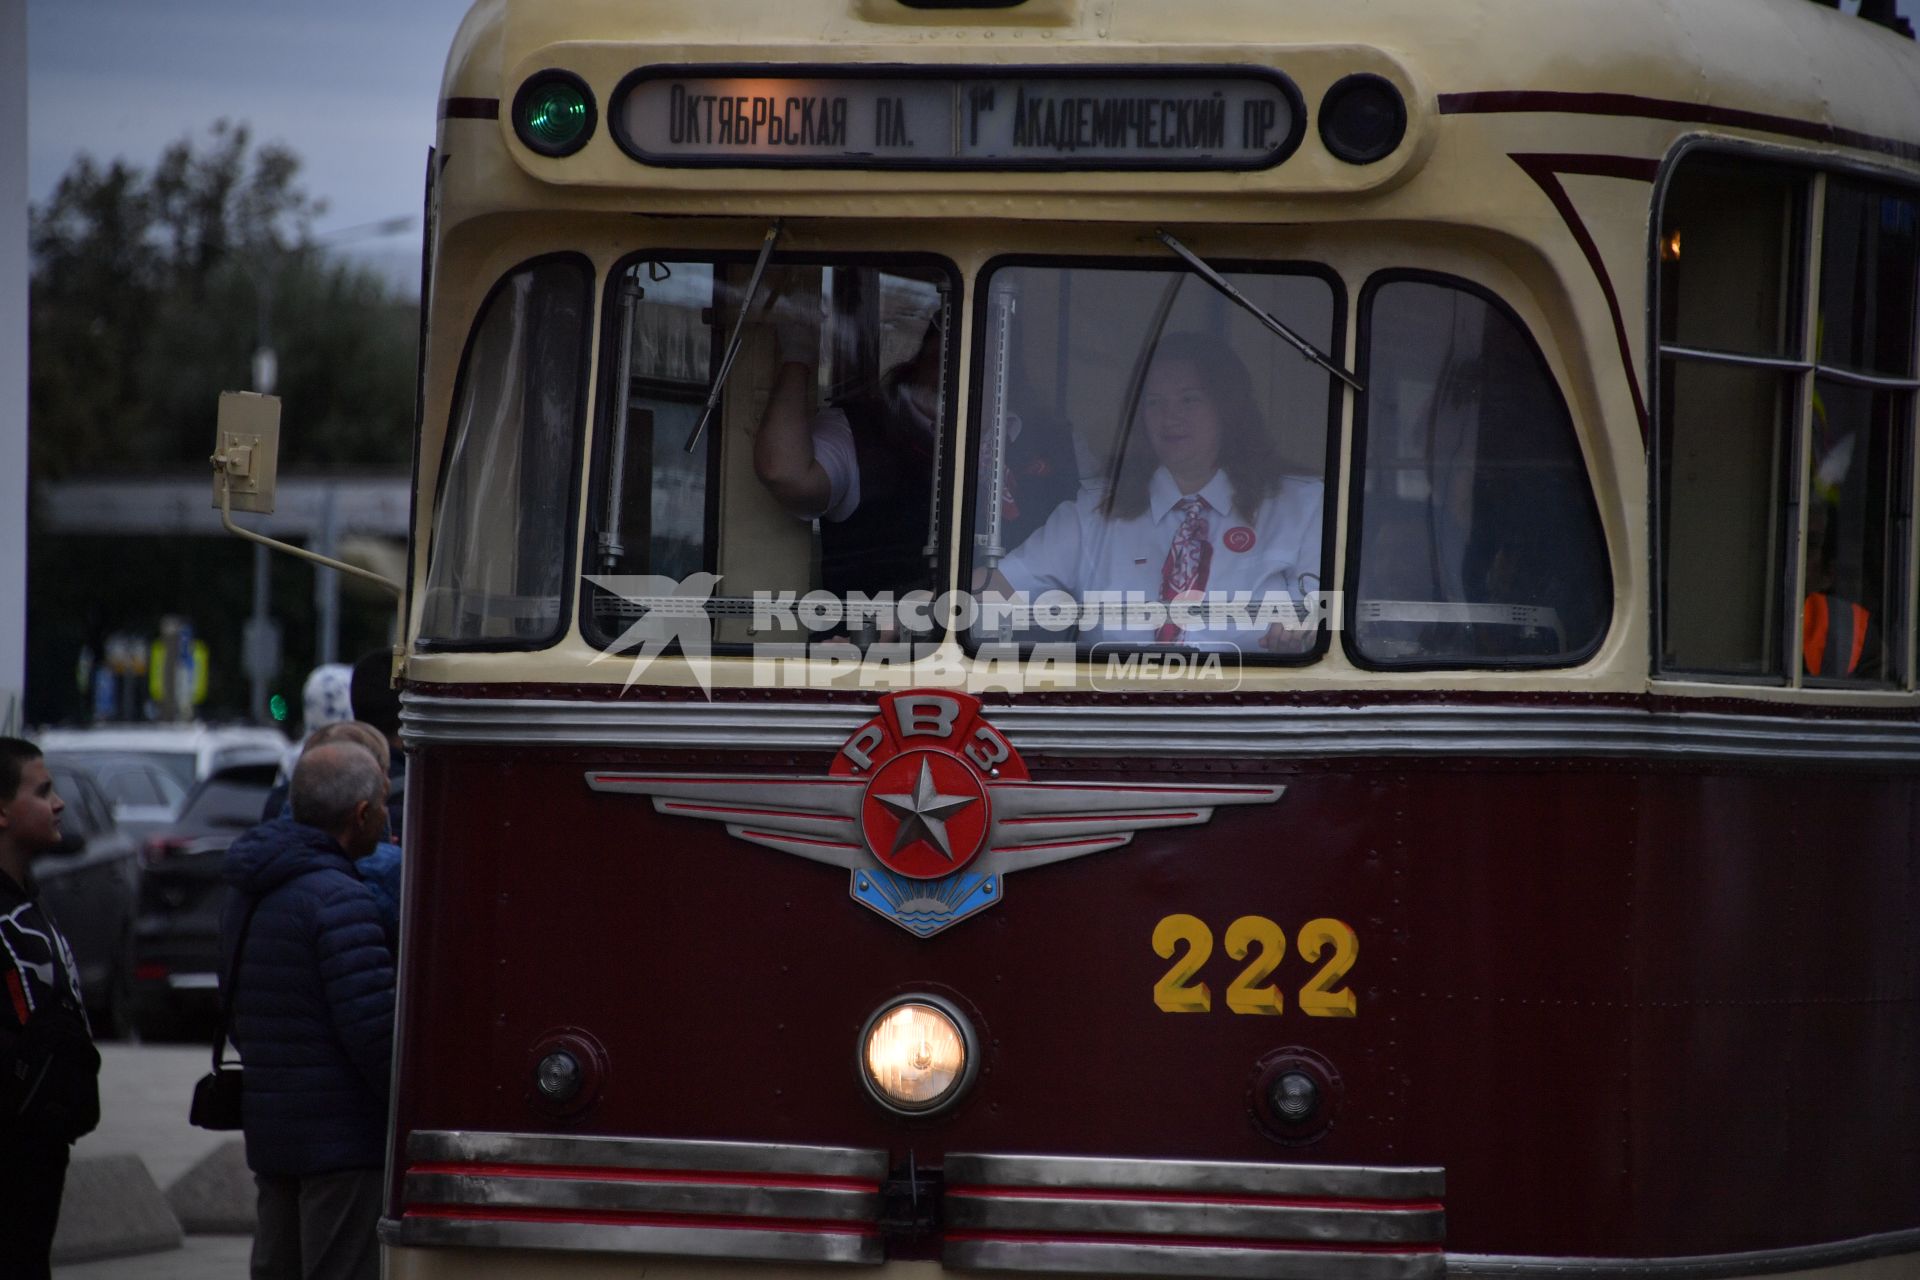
0;870;100;1146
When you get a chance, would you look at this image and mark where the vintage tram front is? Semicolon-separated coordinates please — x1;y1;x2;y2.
384;1;1920;1276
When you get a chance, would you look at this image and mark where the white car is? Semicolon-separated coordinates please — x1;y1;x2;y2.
37;724;288;784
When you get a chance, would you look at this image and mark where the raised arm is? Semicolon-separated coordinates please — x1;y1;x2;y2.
753;359;832;517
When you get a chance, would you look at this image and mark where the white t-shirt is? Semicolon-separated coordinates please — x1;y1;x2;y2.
807;408;862;524
997;467;1324;647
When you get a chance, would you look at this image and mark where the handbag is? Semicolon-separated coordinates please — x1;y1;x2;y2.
190;892;261;1131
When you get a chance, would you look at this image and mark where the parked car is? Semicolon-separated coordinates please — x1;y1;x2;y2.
45;751;188;846
32;762;140;1039
130;760;281;1040
36;724;288;791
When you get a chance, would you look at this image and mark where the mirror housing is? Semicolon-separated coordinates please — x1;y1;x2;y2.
211;391;282;515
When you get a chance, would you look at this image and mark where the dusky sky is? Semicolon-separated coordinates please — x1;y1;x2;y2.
25;0;1920;277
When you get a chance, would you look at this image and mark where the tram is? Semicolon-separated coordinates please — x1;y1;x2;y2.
369;0;1920;1276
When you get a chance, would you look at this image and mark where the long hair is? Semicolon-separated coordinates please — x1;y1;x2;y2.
1101;331;1281;522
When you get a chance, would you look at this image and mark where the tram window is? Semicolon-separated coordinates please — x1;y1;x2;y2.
1658;359;1798;675
420;256;592;646
1655;154;1919;686
1348;276;1610;668
1658;163;1805;359
582;255;955;649
1819;182;1918;377
1803;182;1916;686
966;260;1338;658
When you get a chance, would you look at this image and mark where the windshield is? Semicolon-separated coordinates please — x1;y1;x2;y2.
583;253;958;648
967;259;1340;657
50;748;199;789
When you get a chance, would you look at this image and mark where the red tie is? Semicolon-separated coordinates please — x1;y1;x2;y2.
1157;496;1212;643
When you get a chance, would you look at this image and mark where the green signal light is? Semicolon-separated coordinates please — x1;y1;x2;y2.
517;76;593;155
269;694;288;722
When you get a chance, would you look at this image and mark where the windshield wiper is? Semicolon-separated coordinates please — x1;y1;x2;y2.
685;219;783;453
1153;229;1364;393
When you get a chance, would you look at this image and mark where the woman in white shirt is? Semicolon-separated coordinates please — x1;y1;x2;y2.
989;332;1323;652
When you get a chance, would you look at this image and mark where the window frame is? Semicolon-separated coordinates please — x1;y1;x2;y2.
957;251;1348;665
1341;267;1615;673
1648;139;1920;690
417;251;598;654
579;247;966;655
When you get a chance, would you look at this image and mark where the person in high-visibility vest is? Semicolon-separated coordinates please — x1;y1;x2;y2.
1802;503;1875;679
1804;590;1871;677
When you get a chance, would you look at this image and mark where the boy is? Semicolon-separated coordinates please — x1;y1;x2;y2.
0;737;101;1278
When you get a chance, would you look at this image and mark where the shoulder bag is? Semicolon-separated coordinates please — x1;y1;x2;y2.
189;892;261;1131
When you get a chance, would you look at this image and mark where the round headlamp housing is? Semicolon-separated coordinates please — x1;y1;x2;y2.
513;69;597;158
859;994;979;1117
1318;73;1406;165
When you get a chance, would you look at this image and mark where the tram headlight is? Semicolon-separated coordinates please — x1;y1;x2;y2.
1270;1070;1320;1124
534;1050;583;1103
859;995;979;1116
514;70;597;158
1250;1047;1342;1146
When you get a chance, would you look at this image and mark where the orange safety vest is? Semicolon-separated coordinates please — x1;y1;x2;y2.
1803;593;1869;677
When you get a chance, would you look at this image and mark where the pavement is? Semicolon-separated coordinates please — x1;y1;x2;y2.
53;1041;255;1278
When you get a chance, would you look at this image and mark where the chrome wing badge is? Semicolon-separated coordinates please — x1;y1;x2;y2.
588;690;1284;937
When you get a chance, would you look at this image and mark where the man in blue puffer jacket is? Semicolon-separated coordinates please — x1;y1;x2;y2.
220;741;395;1280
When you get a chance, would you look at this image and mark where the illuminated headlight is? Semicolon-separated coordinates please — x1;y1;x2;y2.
859;995;979;1116
534;1050;583;1103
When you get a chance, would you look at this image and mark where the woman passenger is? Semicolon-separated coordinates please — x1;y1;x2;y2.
990;332;1322;651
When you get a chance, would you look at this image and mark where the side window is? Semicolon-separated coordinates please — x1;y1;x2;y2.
1349;275;1611;667
100;767;162;808
47;771;98;838
421;256;593;646
150;769;186;811
1807;182;1916;685
1656;156;1918;686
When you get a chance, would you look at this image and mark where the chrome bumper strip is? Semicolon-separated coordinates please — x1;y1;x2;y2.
403;1172;877;1222
945;1238;1443;1279
406;1129;888;1179
401;694;1920;767
945;1192;1443;1243
383;1217;881;1265
394;1130;886;1266
942;1153;1443;1199
941;1153;1443;1278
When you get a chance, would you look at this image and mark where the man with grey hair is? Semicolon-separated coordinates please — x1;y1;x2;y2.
220;741;395;1280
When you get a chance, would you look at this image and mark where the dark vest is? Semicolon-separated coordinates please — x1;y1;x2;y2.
819;391;936;604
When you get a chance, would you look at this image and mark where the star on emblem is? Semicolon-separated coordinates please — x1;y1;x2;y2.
874;761;978;861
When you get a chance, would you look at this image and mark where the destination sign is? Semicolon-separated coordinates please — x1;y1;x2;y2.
614;71;1299;169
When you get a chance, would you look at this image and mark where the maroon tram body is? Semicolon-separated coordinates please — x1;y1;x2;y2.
390;688;1918;1263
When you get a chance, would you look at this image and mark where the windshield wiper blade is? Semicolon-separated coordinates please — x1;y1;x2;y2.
1153;229;1364;393
685;219;783;453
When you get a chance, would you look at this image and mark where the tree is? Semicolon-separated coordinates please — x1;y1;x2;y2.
26;125;418;724
29;121;416;477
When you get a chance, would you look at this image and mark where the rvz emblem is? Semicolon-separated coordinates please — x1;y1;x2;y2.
589;690;1285;937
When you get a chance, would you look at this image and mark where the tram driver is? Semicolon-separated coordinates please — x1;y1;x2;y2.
984;332;1323;652
753;300;941;606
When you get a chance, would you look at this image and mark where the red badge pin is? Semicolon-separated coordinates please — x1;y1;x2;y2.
1224;526;1256;554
